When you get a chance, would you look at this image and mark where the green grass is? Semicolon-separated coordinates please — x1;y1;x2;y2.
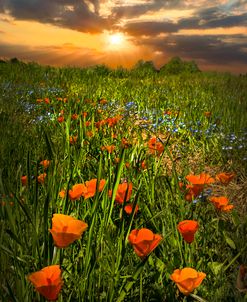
0;61;247;301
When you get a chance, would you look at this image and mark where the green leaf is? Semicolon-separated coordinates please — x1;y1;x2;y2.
209;262;224;275
231;210;241;227
223;231;236;250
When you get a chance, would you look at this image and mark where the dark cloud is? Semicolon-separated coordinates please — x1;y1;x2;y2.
180;7;247;29
0;0;110;33
1;0;246;35
112;0;181;19
123;21;178;36
124;10;247;37
136;34;247;66
200;13;247;28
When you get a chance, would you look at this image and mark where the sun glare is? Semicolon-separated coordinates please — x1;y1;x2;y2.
109;33;124;45
103;31;136;56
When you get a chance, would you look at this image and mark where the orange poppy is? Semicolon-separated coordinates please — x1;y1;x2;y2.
49;214;88;248
216;172;235;185
186;173;215;185
204;111;212;118
28;265;63;301
164;110;172;115
38;173;47;184
148;137;164;156
184;184;204;202
114;157;120;164
69;136;78;145
40;160;50;169
44;98;50;104
114;182;133;204
21;175;28;186
209;196;234;212
71;113;79;120
177;220;199;243
99;98;108;105
59;189;66;198
121;137;131;148
170;267;206;296
125;162;130;169
82;179;106;199
57;116;64;123
69;184;87;201
106;115;122;127
141;160;147;170
179;181;186;190
86;131;94;138
128;228;162;259
95;120;106;128
101;145;115;153
124;204;139;215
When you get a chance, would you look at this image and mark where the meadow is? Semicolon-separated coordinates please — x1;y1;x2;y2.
0;60;247;301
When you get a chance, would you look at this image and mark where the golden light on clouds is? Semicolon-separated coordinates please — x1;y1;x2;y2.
177;26;247;36
127;8;196;23
0;14;103;49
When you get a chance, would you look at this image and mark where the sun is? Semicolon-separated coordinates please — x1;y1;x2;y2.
103;31;134;53
108;33;124;46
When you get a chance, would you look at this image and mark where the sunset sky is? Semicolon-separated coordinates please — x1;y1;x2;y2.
0;0;247;73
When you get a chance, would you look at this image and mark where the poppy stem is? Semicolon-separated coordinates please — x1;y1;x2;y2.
140;272;143;302
190;293;208;302
52;246;57;263
59;248;64;267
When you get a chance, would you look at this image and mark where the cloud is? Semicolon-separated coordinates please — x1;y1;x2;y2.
111;0;176;19
123;21;178;36
180;7;247;29
135;34;247;67
123;9;247;36
0;0;110;33
1;0;247;35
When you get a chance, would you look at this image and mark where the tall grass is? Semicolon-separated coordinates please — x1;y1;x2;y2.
0;61;247;301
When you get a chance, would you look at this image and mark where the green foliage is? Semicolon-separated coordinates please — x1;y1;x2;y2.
131;60;157;78
160;57;200;75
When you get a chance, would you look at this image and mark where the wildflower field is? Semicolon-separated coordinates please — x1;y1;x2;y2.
0;61;247;301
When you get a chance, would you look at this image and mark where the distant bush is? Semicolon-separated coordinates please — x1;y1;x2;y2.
86;64;111;76
10;57;21;64
131;60;157;77
159;57;200;75
111;66;128;78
